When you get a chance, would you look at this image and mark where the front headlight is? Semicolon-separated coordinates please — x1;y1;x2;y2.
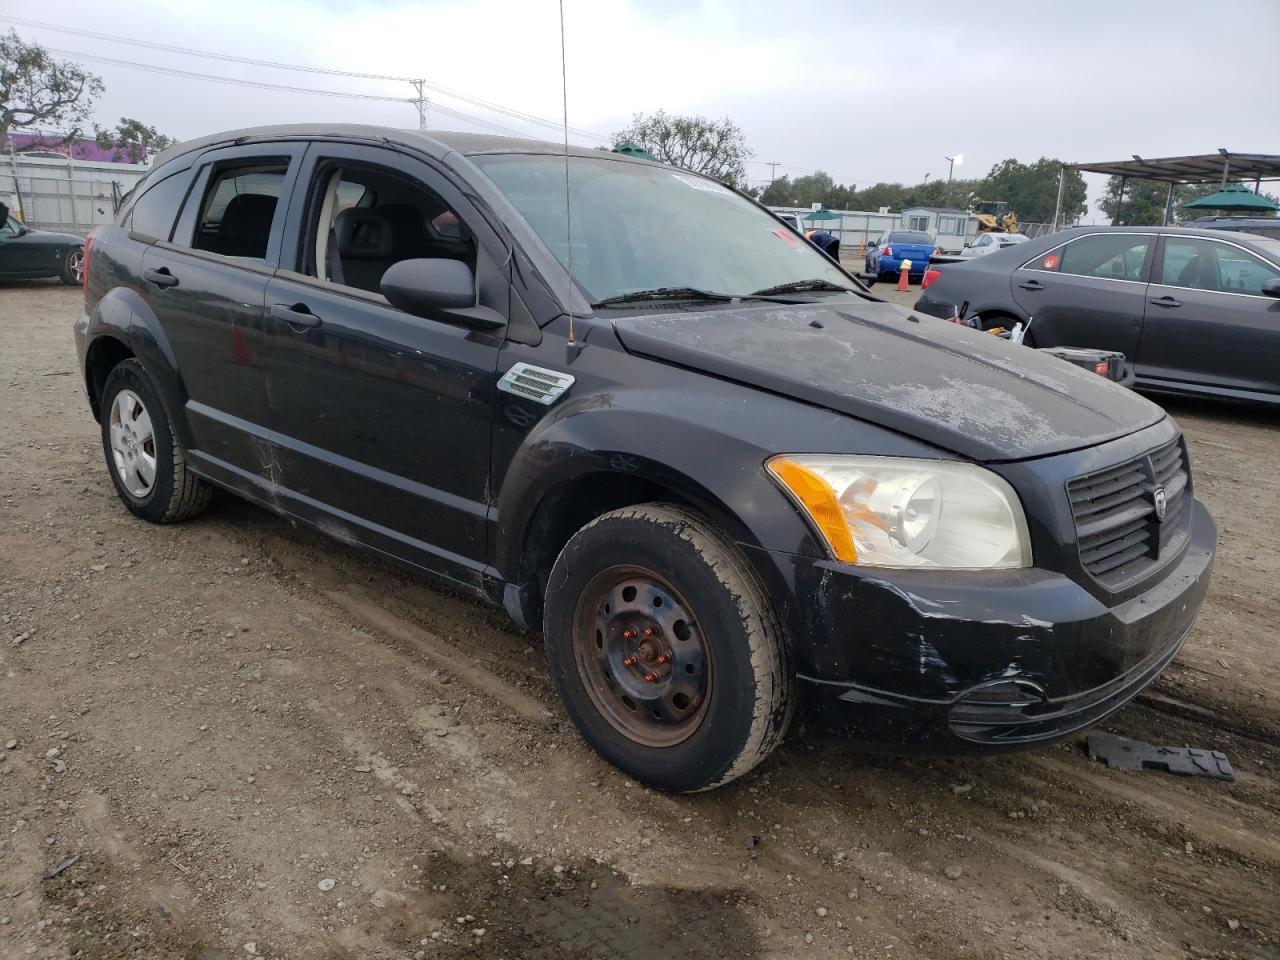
767;455;1031;569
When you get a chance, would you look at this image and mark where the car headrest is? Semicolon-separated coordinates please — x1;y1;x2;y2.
377;204;425;246
219;194;277;241
335;208;393;260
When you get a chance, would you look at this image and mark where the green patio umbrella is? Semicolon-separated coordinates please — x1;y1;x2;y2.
802;209;842;222
611;141;658;162
1184;185;1279;213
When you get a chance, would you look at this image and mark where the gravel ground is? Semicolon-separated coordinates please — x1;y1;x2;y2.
2;281;1277;960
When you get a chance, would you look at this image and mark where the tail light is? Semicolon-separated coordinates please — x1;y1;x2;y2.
933;246;941;257
1093;360;1111;377
882;245;892;256
922;267;941;290
82;225;101;300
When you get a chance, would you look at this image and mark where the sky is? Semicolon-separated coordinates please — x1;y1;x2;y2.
5;0;1279;221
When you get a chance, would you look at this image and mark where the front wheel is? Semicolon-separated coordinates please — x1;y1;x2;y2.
544;504;793;792
60;246;84;286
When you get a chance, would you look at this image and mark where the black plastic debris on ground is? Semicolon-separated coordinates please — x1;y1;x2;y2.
1087;733;1234;781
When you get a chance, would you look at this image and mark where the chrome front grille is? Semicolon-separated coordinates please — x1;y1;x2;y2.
1068;437;1191;589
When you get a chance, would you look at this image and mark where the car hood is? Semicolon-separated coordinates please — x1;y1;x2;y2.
611;298;1165;462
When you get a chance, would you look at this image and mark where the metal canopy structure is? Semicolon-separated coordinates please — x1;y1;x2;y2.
1051;150;1280;229
1070;151;1280;184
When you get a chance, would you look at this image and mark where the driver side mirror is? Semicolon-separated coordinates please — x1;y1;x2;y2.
380;258;505;331
856;272;878;287
1263;278;1280;299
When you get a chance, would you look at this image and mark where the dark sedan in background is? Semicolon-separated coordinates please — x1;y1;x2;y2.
0;202;85;285
915;226;1280;404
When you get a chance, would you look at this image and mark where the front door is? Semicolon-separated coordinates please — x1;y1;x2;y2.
139;143;305;473
1010;232;1154;356
1138;234;1280;396
263;142;509;583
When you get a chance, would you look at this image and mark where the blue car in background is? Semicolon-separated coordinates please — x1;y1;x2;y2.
865;230;939;280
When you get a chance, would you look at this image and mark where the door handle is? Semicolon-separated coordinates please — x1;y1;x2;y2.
1149;296;1182;308
142;267;179;289
1017;279;1044;291
270;302;322;328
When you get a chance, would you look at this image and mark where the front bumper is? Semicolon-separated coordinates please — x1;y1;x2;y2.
753;497;1215;754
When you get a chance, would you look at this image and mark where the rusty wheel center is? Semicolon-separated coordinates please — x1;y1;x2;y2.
572;566;710;748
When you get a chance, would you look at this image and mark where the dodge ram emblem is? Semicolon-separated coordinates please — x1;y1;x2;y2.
1152;485;1167;522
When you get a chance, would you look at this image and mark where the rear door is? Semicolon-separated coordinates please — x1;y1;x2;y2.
262;141;509;581
139;143;305;473
1138;234;1280;395
1010;232;1154;355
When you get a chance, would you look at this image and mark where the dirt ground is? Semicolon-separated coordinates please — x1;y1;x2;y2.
2;281;1277;960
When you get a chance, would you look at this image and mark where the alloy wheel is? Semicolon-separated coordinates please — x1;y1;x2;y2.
108;388;157;498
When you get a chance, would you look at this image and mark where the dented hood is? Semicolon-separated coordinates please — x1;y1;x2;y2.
612;298;1165;462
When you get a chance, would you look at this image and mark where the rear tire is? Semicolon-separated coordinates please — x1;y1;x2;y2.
59;246;84;286
543;503;793;792
100;359;212;524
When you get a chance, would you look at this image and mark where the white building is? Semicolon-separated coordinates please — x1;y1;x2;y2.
899;207;980;254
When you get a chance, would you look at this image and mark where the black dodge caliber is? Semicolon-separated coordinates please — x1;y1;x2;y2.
74;125;1215;792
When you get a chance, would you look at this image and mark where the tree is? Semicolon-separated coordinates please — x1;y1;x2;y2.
0;30;102;146
612;110;752;187
1098;176;1279;225
981;158;1085;224
759;175;795;206
95;117;176;164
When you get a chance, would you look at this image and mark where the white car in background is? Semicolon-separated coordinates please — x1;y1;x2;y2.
963;232;1030;258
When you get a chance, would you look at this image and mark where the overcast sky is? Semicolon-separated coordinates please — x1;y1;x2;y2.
6;0;1279;220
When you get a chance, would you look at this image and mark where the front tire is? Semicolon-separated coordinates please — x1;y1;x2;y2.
59;246;84;286
99;359;212;523
544;504;793;792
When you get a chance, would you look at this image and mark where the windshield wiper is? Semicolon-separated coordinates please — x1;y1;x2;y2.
750;278;856;296
591;287;737;308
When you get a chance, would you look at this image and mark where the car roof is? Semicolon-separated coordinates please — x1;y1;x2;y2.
1053;224;1278;244
149;123;641;169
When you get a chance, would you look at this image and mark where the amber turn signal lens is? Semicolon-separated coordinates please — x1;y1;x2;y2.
766;457;858;563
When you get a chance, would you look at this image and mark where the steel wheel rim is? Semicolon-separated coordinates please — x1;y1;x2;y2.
108;388;157;498
68;248;84;283
571;565;712;748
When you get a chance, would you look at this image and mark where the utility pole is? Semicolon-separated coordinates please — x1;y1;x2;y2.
409;79;429;131
766;161;780;182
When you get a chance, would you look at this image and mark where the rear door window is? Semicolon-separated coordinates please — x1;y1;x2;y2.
1159;237;1280;294
184;163;288;261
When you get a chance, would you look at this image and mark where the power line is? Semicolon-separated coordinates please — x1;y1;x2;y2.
5;15;608;142
42;47;533;138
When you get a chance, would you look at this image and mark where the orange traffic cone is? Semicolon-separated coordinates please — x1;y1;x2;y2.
897;261;911;292
855;238;865;259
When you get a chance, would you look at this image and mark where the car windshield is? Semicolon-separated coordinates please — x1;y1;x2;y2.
890;232;935;245
471;154;852;304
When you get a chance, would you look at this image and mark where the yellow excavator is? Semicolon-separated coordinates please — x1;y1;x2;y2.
973;200;1018;235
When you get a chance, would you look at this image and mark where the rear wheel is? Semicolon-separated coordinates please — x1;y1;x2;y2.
59;246;84;286
100;359;212;523
544;504;793;792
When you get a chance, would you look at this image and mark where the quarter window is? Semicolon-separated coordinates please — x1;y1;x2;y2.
127;171;192;242
186;162;288;260
1029;234;1149;280
1159;237;1280;295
